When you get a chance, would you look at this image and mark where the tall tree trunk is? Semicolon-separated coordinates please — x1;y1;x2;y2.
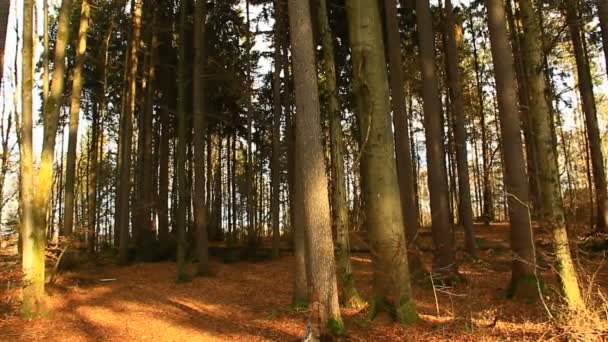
21;0;44;317
137;1;156;247
318;0;364;309
485;0;538;297
176;0;189;281
288;0;343;337
284;35;308;307
346;0;418;323
64;0;90;238
520;0;584;312
193;0;210;276
383;0;424;265
416;0;457;278
118;0;143;263
271;0;282;258
245;0;256;249
443;0;477;257
24;0;72;316
505;0;541;218
564;0;608;233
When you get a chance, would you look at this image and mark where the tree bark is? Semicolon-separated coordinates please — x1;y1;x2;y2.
443;0;477;257
271;0;282;258
64;0;90;238
346;0;418;323
193;0;210;276
485;0;538;297
288;0;343;336
318;0;365;309
175;0;189;281
118;0;143;263
382;0;423;261
520;0;584;312
416;0;457;278
21;0;45;317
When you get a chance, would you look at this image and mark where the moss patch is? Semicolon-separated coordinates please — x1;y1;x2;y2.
397;300;420;324
327;318;346;336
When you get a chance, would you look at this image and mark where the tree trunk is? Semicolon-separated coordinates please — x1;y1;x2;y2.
245;0;256;249
564;0;608;233
443;0;477;257
271;0;282;258
520;0;585;312
416;0;457;278
193;0;210;276
485;0;538;297
21;0;45;317
118;0;143;263
64;0;90;238
175;0;189;281
505;0;542;218
288;0;343;337
383;0;424;265
318;0;365;309
346;0;418;323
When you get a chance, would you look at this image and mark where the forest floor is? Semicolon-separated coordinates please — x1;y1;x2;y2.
1;224;608;341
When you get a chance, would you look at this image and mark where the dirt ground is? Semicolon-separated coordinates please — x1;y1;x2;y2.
1;224;607;341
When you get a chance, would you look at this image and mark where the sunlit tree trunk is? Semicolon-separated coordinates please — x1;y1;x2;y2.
346;0;418;323
64;0;90;238
443;0;477;257
485;0;537;297
288;0;343;337
21;0;45;317
564;0;608;233
118;0;142;263
520;0;585;312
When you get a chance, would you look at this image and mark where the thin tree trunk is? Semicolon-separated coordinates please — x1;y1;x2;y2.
175;0;189;280
64;0;90;238
118;0;143;263
416;0;457;278
383;0;423;264
443;0;477;257
271;0;282;258
193;0;210;276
